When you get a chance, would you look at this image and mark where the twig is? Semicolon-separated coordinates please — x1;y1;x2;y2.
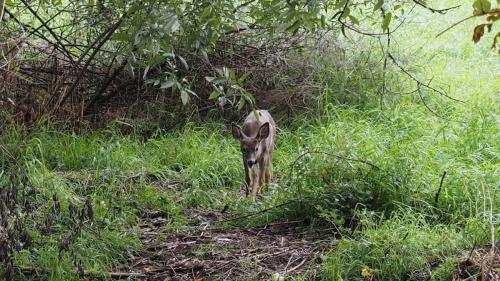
412;1;460;14
387;52;463;103
18;266;146;279
219;199;298;223
436;15;476;38
417;85;449;120
232;0;258;13
434;171;447;205
19;0;75;63
436;10;499;38
286;258;308;274
108;271;147;278
50;9;131;112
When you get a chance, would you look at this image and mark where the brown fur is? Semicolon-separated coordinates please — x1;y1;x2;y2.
231;110;276;201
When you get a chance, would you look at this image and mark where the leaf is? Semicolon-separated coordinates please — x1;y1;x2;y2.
361;266;373;278
334;0;347;10
486;11;500;22
340;7;350;19
382;12;392;31
200;49;209;63
348;15;359;25
473;0;491;15
112;32;130;42
340;24;347;38
237;98;245;111
126;63;134;77
161;78;176;89
480;0;491;12
177;55;189;70
205;76;226;84
209;90;221;100
223;67;230;80
492;31;500;51
181;90;189;105
286;19;301;33
166;16;181;33
473;24;486;43
237;71;251;85
374;0;384;11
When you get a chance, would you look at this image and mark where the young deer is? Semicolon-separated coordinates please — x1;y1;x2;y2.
231;110;276;201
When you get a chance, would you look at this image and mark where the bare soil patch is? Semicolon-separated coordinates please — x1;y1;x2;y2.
127;210;334;280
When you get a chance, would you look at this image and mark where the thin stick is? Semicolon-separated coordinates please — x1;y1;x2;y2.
434;171;447;205
436;15;476;38
287;258;307;273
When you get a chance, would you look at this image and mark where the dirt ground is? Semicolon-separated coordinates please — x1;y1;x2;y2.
125;210;335;281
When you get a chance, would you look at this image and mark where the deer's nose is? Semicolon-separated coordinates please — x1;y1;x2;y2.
247;161;253;167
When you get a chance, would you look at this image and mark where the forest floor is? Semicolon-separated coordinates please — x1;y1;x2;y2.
124;205;335;281
124;206;499;281
103;204;500;281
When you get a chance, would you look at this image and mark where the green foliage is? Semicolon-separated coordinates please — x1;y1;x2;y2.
2;0;447;107
322;213;472;280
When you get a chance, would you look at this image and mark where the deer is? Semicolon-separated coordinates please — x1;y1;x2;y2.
231;110;276;201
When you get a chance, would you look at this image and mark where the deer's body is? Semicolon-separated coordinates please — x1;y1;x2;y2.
231;110;276;201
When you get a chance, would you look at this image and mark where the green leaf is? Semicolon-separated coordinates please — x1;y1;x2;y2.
334;0;347;10
348;15;359;25
473;0;491;15
209;90;221;100
481;0;491;12
237;98;245;111
200;49;209;63
177;55;188;70
286;19;301;33
180;90;189;105
382;12;392;31
340;24;347;38
166;17;181;33
492;31;500;51
340;7;350;19
112;32;130;42
374;0;384;11
161;78;176;89
205;76;226;84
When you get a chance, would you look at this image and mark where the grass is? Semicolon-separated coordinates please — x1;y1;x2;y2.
1;1;499;280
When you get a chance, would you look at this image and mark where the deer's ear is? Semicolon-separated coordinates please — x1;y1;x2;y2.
231;122;242;140
257;122;270;140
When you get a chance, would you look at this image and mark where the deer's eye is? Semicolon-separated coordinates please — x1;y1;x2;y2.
255;147;258;152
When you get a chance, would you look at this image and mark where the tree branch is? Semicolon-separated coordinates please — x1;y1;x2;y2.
387;52;463;103
412;1;460;14
19;0;76;63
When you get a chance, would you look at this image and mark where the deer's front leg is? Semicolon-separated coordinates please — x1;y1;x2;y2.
250;168;260;202
243;159;250;196
262;155;272;192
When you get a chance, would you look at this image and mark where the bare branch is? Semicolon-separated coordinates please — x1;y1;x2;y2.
387;52;463;103
412;1;460;14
